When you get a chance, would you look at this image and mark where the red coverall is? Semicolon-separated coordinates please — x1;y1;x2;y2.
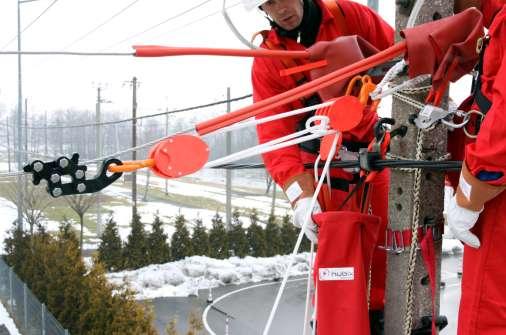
453;2;506;334
252;0;393;310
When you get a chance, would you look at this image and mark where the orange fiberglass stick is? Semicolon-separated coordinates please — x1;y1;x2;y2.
195;41;406;135
117;42;406;179
133;45;309;59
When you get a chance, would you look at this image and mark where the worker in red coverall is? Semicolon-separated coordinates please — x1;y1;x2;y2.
240;0;393;333
449;0;506;334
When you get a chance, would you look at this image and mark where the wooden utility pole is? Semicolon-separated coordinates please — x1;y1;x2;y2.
384;1;452;334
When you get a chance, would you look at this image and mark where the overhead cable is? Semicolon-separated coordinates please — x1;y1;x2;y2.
21;93;252;129
0;51;133;56
62;0;142;50
166;1;241;35
103;0;214;51
0;0;60;50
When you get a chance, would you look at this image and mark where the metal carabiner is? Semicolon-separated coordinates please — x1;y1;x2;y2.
463;109;485;139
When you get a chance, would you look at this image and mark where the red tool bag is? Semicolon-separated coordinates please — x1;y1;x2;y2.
313;211;382;335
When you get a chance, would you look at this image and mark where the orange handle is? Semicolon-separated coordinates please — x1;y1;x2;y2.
133;45;309;59
280;59;328;77
108;159;155;173
345;75;363;96
195;42;407;136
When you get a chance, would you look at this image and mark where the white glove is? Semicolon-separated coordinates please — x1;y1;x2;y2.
293;197;322;244
447;195;482;249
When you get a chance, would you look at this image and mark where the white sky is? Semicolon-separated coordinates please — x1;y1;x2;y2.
0;0;394;118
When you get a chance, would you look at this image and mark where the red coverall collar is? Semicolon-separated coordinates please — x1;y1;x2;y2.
481;0;504;28
265;0;336;47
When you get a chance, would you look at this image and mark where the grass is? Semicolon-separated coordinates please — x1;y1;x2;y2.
0;172;287;244
0;179;129;238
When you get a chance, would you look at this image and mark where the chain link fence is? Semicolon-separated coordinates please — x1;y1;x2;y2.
0;257;69;335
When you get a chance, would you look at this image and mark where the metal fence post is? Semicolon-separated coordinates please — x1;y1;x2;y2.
23;283;27;330
225;315;230;335
42;303;46;335
8;267;13;312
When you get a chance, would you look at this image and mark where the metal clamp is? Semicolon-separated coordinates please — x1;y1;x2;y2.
414;105;451;129
24;153;123;198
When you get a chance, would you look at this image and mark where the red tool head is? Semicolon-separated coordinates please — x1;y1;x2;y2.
316;96;364;132
317;96;363;160
149;135;209;178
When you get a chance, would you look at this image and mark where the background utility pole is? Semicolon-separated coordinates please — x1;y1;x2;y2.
130;77;139;219
24;98;28;205
6;117;11;172
384;1;451;334
16;0;24;229
24;98;28;160
225;87;232;230
44;111;48;156
95;86;103;236
368;0;379;12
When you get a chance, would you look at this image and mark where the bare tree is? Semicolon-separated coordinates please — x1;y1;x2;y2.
65;194;96;253
6;182;52;234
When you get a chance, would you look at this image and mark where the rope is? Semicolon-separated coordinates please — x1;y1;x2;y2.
392;92;425;110
302;243;315;335
262;134;341;335
222;0;258;49
402;128;425;335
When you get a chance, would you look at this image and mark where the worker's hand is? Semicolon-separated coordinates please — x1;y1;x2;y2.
293;197;322;244
447;194;482;249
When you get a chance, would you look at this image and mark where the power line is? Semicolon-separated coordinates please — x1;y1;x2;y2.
1;0;60;51
6;93;252;130
158;1;241;37
62;0;142;50
102;0;214;51
0;50;133;56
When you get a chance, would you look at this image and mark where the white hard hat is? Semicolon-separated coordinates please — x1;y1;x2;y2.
241;0;268;11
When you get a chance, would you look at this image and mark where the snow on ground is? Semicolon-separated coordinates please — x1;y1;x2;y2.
0;301;21;335
108;236;463;301
107;253;313;300
442;235;464;255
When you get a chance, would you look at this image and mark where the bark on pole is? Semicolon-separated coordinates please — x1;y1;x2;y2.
384;1;453;334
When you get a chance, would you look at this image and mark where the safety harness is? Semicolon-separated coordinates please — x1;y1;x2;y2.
472;35;492;115
254;0;374;158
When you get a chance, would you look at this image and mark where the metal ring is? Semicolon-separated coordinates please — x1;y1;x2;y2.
441;112;471;129
463;109;485;139
476;37;484;54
